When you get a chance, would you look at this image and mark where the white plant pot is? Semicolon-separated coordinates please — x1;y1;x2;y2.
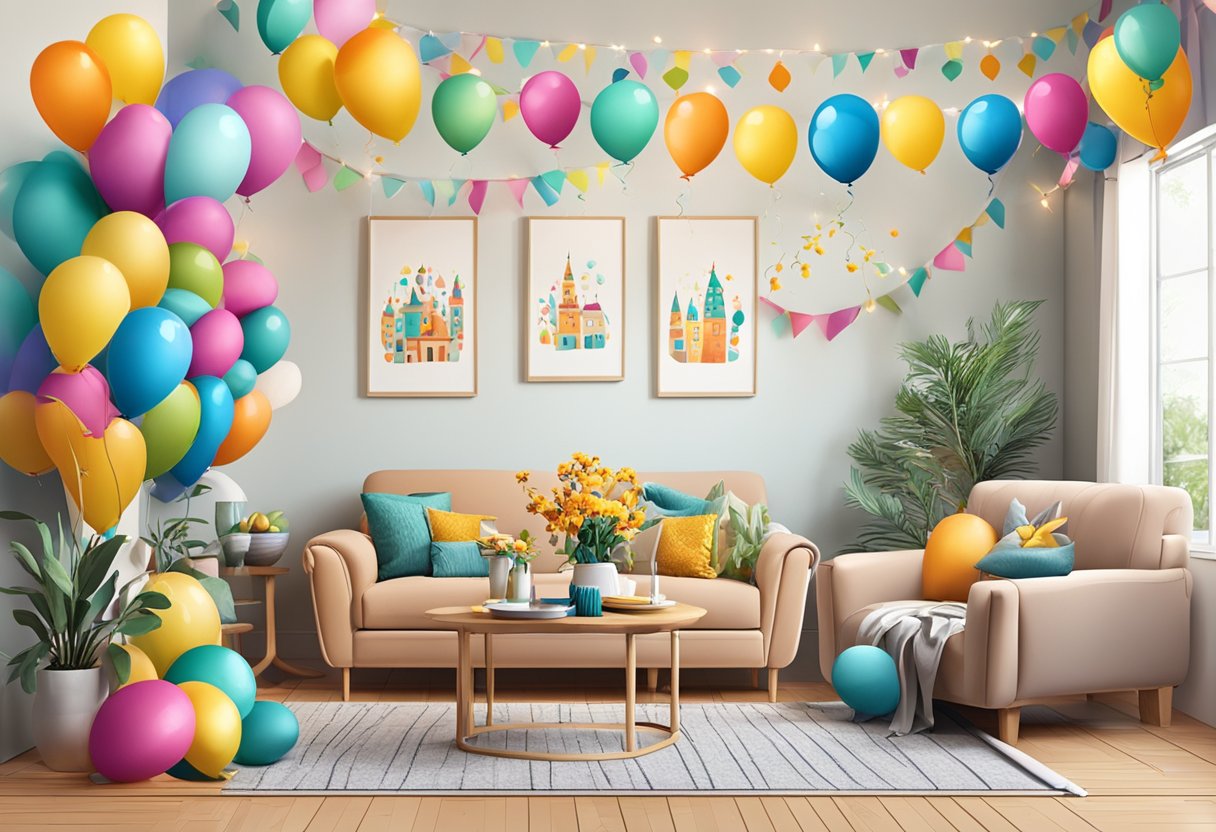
32;667;107;771
507;562;533;602
571;562;620;596
485;555;512;599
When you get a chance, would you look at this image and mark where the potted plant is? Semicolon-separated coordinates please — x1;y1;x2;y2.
143;484;236;624
0;511;169;771
478;531;538;600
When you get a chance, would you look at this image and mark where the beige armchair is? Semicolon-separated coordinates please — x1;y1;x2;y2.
817;481;1194;744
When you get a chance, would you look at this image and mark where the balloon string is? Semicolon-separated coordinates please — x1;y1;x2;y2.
986;175;996;199
611;161;634;193
675;187;687;217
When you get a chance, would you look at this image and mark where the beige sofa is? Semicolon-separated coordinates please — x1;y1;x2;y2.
304;470;820;701
817;480;1193;744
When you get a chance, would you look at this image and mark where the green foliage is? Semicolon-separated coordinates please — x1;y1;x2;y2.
1161;394;1210;531
843;300;1059;552
141;484;236;624
720;502;771;582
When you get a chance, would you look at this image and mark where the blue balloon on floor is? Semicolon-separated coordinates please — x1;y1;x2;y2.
234;701;299;766
164;644;256;718
831;646;901;717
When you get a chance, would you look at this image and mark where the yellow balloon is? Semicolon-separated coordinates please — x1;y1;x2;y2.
1089;39;1192;159
38;256;130;373
881;95;945;173
0;391;54;476
334;28;421;142
129;572;222;677
733;105;797;185
113;642;158;688
85;14;164;105
82;213;169;309
177;681;242;778
279;35;343;122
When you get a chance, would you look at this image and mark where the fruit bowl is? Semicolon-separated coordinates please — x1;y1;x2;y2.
244;532;290;566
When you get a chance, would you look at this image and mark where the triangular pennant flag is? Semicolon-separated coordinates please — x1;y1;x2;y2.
856;51;875;72
876;295;901;314
447;179;466;206
333;166;362;191
788;311;817;339
1045;26;1066;44
629;51;648;78
942;59;963;81
1031;36;1055;61
437;31;461;51
986;198;1006;228
831;53;848;78
186;56;210;69
595;162;610;185
817;306;862;341
1059;156;1080;188
433;179;454;207
612;67;629;83
758;296;786;315
506;179;529;208
216;0;239;31
450;53;473;74
531;174;560;207
873;261;892;276
381;176;406;199
771;314;791;337
567;169;589;192
711;51;737;67
973;211;991;228
419;34;450;63
805;53;828;74
934;242;966;270
893;64;909;79
513;39;541;67
468;180;488;214
718;65;742;87
980;53;1000;80
489;82;511;95
954;239;973;258
956;226;973;246
650;49;671;69
768;60;791;91
294;142;322;174
944;41;964;60
302;165;328;192
369;15;397;30
1082;20;1102;48
674;51;692;70
486;37;505;63
899;48;918;69
556;43;578;62
418;179;436;206
584;46;596;72
540;169;566;196
1066;27;1079;54
1071;13;1089;35
502;97;519;122
1017;52;1037;77
663;66;689;91
907;267;928;296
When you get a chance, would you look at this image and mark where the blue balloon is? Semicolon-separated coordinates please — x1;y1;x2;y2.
8;325;56;394
164;104;252;205
12;153;109;277
222;359;258;400
1078;122;1118;172
957;94;1023;175
0;269;35;393
240;306;291;373
105;308;193;418
831;646;901;717
257;0;313;54
158;288;213;327
155;69;244;129
165;645;256;718
149;471;188;502
235;701;299;766
808;94;881;185
170;375;234;487
0;161;38;241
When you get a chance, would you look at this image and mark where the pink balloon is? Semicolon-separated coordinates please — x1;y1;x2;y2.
89;680;195;783
156;196;235;262
189;308;244;378
314;0;376;48
519;71;581;148
227;85;303;197
36;366;120;436
1023;73;1088;155
221;260;279;318
88;105;172;217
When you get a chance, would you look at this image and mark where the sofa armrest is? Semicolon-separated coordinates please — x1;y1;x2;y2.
302;529;378;668
755;532;820;669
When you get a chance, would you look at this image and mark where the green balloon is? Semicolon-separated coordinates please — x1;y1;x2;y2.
223;358;258;400
167;243;223;308
589;80;659;164
12;152;108;277
158;287;212;327
256;0;312;54
0;269;35;389
140;382;201;479
240;305;291;373
431;74;498;155
235;700;299;766
1114;3;1180;83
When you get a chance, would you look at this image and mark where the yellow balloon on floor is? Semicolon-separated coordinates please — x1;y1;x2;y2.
733;105;797;185
279;34;343;122
1089;39;1192;159
334;28;421;142
38;256;130;373
85;14;165;105
129;572;222;677
177;681;242;778
881;95;945;173
0;391;54;476
82;213;170;309
114;642;158;688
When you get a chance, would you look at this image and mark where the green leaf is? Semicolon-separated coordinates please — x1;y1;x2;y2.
77;536;125;599
12;609;49;643
133;590;171;611
84;572;119;626
40;551;74;600
0;510;37;523
115;613;163;637
106;643;131;687
16;642;48;694
8;541;41;581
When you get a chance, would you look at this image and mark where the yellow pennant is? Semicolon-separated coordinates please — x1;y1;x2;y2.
944;41;964;60
450;53;473;74
584;46;596;72
973;212;990;228
502;99;519;121
1071;13;1088;36
1045;26;1067;44
595;162;610;185
486;36;504;63
1017;52;1037;77
557;43;578;62
674;50;692;70
957;226;973;246
567;169;589;192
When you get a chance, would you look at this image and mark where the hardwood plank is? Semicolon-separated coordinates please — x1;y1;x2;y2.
949;798;1020;832
574;796;627;832
668;796;746;832
529;796;574;832
356;797;423;832
831;797;900;832
1057;795;1216;831
759;796;805;832
979;798;1098;832
879;797;960;832
224;796;323;832
304;797;372;832
734;797;777;831
800;797;855;832
924;799;988;832
618;797;675;832
779;797;833;831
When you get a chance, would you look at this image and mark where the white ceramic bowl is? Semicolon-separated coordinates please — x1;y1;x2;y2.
244;532;290;566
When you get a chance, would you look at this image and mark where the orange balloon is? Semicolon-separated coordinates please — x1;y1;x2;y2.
921;513;998;602
1089;40;1192;158
0;391;54;476
665;92;730;179
30;41;112;151
212;390;271;466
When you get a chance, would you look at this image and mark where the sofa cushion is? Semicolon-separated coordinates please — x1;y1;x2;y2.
362;491;452;580
837;602;965;703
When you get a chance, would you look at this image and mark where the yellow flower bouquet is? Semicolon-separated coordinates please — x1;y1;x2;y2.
476;529;538;566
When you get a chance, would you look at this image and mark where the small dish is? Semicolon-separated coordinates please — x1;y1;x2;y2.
601;598;678;612
485;602;575;620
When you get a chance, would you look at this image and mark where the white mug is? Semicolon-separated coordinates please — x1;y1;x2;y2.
618;577;637;597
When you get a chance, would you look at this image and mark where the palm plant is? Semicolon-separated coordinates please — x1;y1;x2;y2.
843;300;1058;552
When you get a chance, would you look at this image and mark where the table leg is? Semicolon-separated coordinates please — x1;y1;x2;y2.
247;574;322;679
670;630;680;735
625;632;636;752
485;634;495;727
455;630;468;742
461;630;474;739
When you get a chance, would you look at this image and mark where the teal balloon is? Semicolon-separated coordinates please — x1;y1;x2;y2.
1078;122;1117;171
166;759;225;781
257;0;313;54
223;358;258;399
589;80;659;164
0;161;37;240
431;74;497;155
13;153;108;277
831;646;900;716
234;701;299;766
164;645;256;718
0;269;35;392
158;288;212;327
164;103;252;205
240;305;291;373
1114;3;1181;83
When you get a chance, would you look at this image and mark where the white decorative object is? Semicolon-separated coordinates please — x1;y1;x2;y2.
32;667;107;771
255;359;303;410
571;562;620;596
507;561;532;601
485;556;511;599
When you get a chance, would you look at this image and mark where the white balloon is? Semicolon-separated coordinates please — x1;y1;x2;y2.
255;360;302;410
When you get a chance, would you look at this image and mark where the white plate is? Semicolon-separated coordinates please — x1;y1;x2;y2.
485;602;575;620
602;598;678;612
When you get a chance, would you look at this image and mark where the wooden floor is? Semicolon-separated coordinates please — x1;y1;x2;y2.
2;671;1215;831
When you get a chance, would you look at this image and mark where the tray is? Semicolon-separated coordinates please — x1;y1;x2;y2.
601;598;678;612
485;602;576;620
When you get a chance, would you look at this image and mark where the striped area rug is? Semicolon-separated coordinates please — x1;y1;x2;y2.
225;701;1084;796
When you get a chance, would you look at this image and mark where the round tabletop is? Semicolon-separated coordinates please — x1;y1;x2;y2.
426;603;707;635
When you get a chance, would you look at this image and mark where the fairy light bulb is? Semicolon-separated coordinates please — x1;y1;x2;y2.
578;43;586;50
653;35;663;44
813;43;821;51
865;297;877;313
964;36;972;43
1040;197;1050;209
705;84;717;94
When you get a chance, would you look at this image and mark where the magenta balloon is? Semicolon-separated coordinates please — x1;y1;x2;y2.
36;366;120;436
314;0;375;47
156;197;235;262
226;85;303;197
1023;73;1088;155
88;104;172;217
188;308;245;378
89;680;195;783
519;71;582;148
221;260;279;318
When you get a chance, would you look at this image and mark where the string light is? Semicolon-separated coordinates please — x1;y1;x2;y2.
812;43;821;51
578;43;586;50
704;84;717;94
653;35;662;44
964;36;972;43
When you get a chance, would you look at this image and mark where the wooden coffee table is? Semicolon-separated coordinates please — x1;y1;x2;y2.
426;603;706;761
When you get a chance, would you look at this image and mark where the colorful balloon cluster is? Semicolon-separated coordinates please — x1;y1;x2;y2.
1;15;302;529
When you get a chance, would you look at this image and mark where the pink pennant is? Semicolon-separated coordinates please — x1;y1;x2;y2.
710;51;737;68
506;179;529;208
759;296;786;315
933;242;966;271
899;48;918;69
468;180;488;214
788;311;817;338
1058;156;1080;188
816;307;862;341
629;51;648;78
893;65;910;79
295;142;322;174
302;165;329;192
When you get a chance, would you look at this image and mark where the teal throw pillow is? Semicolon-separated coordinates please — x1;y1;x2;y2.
975;541;1075;579
430;541;490;578
362;491;452;580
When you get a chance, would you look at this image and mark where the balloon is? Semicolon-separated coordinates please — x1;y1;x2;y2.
150;472;189;502
189;309;244;378
164;104;253;205
831;646;900;717
85;14;165;105
13;152;109;277
82;212;170;308
36;367;120;437
880;95;945;173
1089;40;1191;158
278;35;343;123
29;41;111;151
155;68;243;129
0;161;37;241
957;94;1023;174
809;94;880;185
664;92;729;179
732;105;797;186
431;74;497;155
159;288;213;327
235;701;299;766
106;307;192;417
130;572;222;676
157;197;235;262
8;325;57;394
174;681;242;779
221;260;278;317
0;391;53;475
226;85;303;197
334;28;422;142
170;375;234;487
111;642;158;688
88;680;195;782
239;306;291;373
1024;73;1088;154
164;645;256;718
923;513;998;601
519;71;581;148
223;359;258;400
1114;2;1181;83
168;243;224;308
257;0;312;54
88;105;173;217
213;390;271;466
38;256;130;373
1078;122;1118;171
0;270;35;391
314;0;374;47
254;360;302;410
140;381;200;479
590;80;659;164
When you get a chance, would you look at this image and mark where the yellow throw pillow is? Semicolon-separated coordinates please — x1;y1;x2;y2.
427;508;496;542
922;513;999;601
656;514;718;579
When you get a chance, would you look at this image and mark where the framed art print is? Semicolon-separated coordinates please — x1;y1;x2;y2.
366;216;477;397
656;217;758;397
526;217;625;382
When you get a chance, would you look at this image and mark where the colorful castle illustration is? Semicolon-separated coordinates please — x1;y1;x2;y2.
380;265;465;364
668;264;745;364
537;255;609;350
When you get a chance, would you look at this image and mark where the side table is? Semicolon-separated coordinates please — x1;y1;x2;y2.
222;566;323;679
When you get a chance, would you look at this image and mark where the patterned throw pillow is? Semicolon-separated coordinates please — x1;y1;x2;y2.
430;541;490;578
640;481;727;571
975;498;1075;579
361;492;452;580
426;507;496;541
655;514;718;579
